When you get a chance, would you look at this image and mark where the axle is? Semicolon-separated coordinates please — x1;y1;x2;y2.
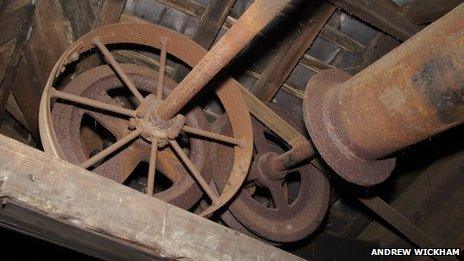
304;4;464;186
155;0;292;120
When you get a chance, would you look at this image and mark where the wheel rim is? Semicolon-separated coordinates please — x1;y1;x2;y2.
39;22;253;216
212;105;330;242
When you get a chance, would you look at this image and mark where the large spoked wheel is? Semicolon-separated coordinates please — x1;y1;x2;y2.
211;105;330;243
39;22;253;216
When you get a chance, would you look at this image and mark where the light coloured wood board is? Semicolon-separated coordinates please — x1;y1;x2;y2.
0;134;302;260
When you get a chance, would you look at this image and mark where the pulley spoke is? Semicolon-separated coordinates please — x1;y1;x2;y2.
93;143;145;183
80;129;143;169
182;125;241;147
268;182;288;210
51;88;137;118
168;139;217;202
92;37;145;103
156;39;168;99
146;138;158;196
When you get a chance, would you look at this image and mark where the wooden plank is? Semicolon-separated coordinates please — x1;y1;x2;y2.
359;197;444;250
0;0;31;19
249;3;336;102
0;5;31;46
11;0;74;140
330;0;420;41
193;0;236;49
0;38;17;83
154;0;236;29
119;13;307;102
353;31;399;74
0;4;34;127
401;0;463;25
73;0;127;74
320;25;365;55
239;86;305;146
156;0;204;18
58;0;94;39
359;150;464;251
300;54;337;73
0;134;301;260
172;0;237;82
93;0;127;27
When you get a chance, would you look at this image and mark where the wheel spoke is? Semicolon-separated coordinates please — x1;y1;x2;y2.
182;125;242;147
168;139;217;202
92;37;145;103
156;39;168;99
93;142;145;183
157;148;183;182
86;90;131;139
51;88;136;118
146;138;158;196
268;182;288;209
80;129;142;169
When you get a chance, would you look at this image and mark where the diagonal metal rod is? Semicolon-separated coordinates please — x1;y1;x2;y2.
146;138;158;196
155;0;292;120
51;88;137;118
93;37;145;103
156;40;168;99
182;125;241;146
168;139;217;201
80;129;143;169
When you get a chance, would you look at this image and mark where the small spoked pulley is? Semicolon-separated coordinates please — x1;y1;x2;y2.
39;22;253;216
211;104;330;243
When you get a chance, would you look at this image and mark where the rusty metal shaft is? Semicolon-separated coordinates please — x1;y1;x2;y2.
272;140;315;172
155;0;292;120
323;5;464;160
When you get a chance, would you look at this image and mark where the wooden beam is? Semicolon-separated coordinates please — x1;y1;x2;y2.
11;0;74;140
193;0;236;49
320;25;365;55
73;0;127;74
239;86;306;146
0;39;17;83
0;5;34;127
0;0;31;19
152;0;332;89
156;0;204;18
0;134;301;260
172;0;237;81
359;150;464;254
401;0;463;25
58;0;94;39
0;5;31;46
330;0;420;41
354;31;399;74
249;3;336;102
359;197;445;250
93;0;127;27
119;14;307;101
300;54;337;73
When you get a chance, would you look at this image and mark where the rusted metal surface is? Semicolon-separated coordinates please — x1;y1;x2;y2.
272;139;315;172
39;23;253;216
304;4;464;186
51;64;211;209
212;105;330;243
155;0;292;120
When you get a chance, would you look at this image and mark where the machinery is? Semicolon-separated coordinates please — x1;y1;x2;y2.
37;0;464;245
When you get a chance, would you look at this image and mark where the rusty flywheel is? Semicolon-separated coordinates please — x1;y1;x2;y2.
211;105;330;243
39;22;253;216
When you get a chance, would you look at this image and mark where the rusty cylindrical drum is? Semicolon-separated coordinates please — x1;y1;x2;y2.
304;4;464;186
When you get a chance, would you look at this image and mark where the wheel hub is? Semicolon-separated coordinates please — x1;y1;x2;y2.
39;22;253;216
131;94;186;147
212;104;330;243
